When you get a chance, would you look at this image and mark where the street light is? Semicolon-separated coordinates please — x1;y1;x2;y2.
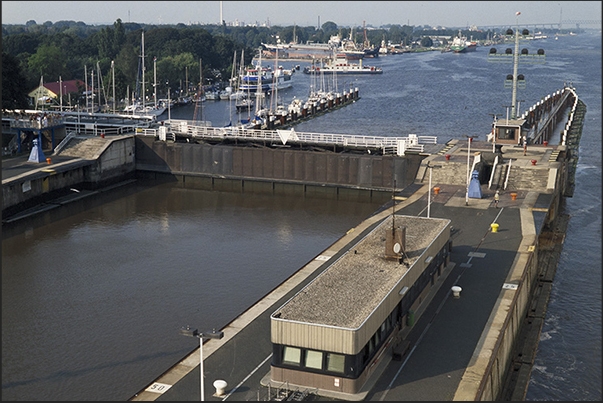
180;326;224;401
516;99;525;117
489;113;502;152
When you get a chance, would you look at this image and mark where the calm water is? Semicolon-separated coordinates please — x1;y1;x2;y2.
2;32;601;401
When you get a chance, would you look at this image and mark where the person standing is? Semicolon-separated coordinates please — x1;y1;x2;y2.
494;190;500;208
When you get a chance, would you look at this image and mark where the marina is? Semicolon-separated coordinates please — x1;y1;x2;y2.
1;29;600;402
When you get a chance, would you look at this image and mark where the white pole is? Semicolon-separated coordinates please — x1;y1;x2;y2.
59;76;63;111
199;337;204;401
142;32;145;107
154;57;157;108
466;137;471;206
85;65;88;111
428;166;432;218
112;60;115;114
91;70;94;113
168;87;171;120
511;12;520;119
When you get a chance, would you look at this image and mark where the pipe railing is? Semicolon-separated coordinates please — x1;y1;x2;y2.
161;121;437;155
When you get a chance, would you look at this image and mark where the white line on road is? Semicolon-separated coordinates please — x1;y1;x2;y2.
222;354;273;401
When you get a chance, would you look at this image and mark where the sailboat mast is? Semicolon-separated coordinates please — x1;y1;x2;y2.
255;49;262;116
91;69;94;112
84;66;88;111
154;56;157;108
142;31;145;107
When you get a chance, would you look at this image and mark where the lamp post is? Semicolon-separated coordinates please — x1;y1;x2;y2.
180;326;224;401
516;99;525;117
428;164;432;218
489;113;502;152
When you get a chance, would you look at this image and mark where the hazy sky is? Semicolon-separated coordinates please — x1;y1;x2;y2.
2;1;601;28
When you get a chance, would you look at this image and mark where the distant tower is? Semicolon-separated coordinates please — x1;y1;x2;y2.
318;16;320;30
220;1;223;24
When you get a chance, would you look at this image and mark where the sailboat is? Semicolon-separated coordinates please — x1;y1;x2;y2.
124;32;166;117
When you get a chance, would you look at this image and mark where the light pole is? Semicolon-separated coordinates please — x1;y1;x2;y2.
516;99;525;117
180;326;224;401
428;164;432;218
511;12;521;119
489;113;502;152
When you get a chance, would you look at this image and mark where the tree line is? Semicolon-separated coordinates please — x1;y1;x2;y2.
2;18;500;110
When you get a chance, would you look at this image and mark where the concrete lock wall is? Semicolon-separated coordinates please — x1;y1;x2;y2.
134;137;424;193
2;137;135;217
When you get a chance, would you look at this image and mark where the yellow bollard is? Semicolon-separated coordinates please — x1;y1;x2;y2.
491;223;499;233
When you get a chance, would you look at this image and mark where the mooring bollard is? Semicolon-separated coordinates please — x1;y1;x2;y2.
451;285;462;298
531;159;537;165
445;154;450;161
491;223;499;233
433;187;440;195
213;380;227;396
511;192;517;201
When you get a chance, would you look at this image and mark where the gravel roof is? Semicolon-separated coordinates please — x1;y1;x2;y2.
274;215;449;329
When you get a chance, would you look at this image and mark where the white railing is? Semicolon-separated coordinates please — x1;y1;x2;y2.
504;159;512;190
159;121;436;155
489;154;499;189
53;133;75;155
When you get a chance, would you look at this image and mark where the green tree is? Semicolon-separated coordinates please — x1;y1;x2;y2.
420;36;433;48
321;21;338;35
387;25;400;43
2;51;30;109
27;44;67;82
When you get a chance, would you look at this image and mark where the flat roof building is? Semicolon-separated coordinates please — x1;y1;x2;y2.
269;214;452;397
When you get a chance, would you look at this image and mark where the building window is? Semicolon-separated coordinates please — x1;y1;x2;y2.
326;353;345;373
305;350;323;370
499;128;515;140
283;346;301;366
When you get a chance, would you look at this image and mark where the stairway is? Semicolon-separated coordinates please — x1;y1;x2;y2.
504;164;550;191
55;136;109;159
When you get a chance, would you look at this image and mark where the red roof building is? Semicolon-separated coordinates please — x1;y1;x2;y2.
28;79;89;100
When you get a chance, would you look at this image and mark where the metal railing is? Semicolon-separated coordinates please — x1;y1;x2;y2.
154;120;438;156
9;117;65;129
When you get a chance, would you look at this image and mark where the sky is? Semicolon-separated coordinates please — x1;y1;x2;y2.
1;1;601;29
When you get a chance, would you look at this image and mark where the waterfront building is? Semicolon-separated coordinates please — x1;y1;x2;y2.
269;215;452;395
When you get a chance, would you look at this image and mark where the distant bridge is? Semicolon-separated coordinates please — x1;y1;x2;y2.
478;19;601;30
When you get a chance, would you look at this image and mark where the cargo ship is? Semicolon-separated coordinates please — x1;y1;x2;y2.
449;30;478;53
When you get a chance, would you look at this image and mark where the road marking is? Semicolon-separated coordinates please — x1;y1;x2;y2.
315;255;330;261
468;252;486;258
222;354;272;401
145;382;172;393
503;283;519;290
